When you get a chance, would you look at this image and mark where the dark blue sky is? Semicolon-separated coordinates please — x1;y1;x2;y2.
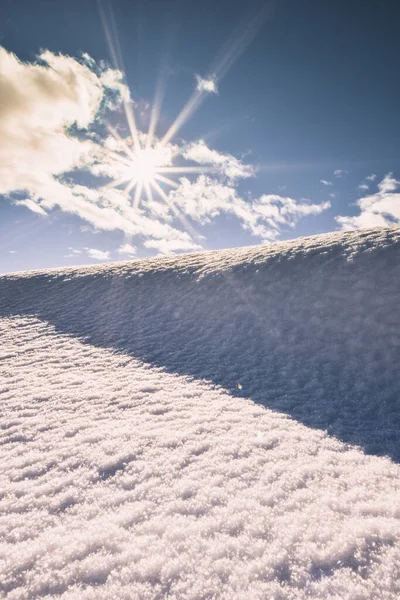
1;0;399;271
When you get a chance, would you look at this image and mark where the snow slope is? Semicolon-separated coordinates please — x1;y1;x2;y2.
1;227;400;598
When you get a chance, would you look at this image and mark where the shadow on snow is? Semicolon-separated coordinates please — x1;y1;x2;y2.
1;234;400;461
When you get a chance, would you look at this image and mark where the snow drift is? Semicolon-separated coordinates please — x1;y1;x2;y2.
1;227;400;598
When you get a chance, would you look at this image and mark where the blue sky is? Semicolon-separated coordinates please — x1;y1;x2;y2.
0;0;399;272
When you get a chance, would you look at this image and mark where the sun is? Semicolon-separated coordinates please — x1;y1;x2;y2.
104;130;215;211
124;145;173;189
129;149;160;185
112;141;182;209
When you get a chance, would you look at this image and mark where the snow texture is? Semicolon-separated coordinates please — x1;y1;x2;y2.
1;226;400;598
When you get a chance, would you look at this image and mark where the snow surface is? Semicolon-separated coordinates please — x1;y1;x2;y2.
1;226;400;598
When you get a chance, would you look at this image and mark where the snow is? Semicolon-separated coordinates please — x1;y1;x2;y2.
1;226;400;598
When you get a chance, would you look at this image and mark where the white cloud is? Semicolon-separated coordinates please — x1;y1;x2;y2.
329;193;336;198
195;75;218;94
334;169;348;177
358;183;369;191
249;195;330;240
86;248;110;261
171;176;330;242
144;238;201;255
0;46;123;216
8;250;16;254
320;179;333;186
100;68;131;103
336;172;400;230
14;199;47;215
366;173;377;181
170;176;237;224
378;172;399;194
118;243;136;255
182;140;254;181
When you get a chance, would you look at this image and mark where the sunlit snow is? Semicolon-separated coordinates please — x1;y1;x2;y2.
1;227;400;599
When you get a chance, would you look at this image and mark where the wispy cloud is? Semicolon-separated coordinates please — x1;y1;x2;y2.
195;75;218;94
333;169;348;178
320;179;333;186
64;247;83;258
86;248;110;261
14;199;47;216
64;247;111;261
118;243;136;256
336;173;400;230
182;140;254;181
144;237;201;255
357;173;378;192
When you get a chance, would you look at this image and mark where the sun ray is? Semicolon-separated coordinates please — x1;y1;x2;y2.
105;123;136;161
107;151;135;169
160;90;204;147
133;182;143;211
146;91;163;152
125;179;137;195
146;20;179;150
98;0;141;153
208;3;273;81
145;65;169;151
154;174;180;189
143;180;154;204
101;175;130;191
156;166;217;174
123;102;141;154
